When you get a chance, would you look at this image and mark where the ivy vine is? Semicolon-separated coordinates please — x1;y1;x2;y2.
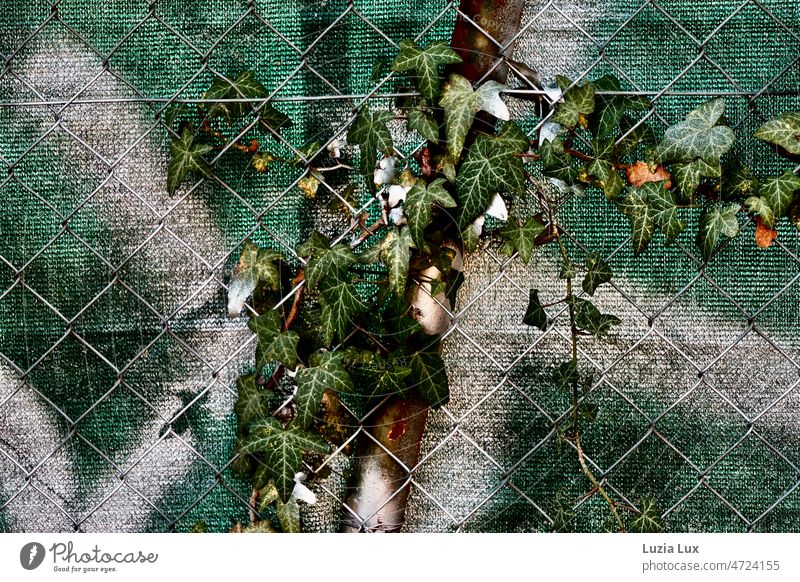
166;39;800;533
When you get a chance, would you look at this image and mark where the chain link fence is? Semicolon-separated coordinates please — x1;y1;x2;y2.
1;0;799;532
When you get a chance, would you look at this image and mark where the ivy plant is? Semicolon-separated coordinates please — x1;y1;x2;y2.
167;42;800;533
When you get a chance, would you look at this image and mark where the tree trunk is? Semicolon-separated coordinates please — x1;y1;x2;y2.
340;0;526;533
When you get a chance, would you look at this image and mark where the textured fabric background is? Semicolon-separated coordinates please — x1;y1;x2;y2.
0;0;798;533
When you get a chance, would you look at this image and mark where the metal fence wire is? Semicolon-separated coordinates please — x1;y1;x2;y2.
1;0;799;533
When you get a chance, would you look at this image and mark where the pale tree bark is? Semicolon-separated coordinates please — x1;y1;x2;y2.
340;0;526;533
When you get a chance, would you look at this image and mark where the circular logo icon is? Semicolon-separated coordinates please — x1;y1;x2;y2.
20;542;45;570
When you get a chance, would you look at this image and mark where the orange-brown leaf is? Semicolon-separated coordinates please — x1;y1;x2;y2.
755;216;778;248
626;161;672;189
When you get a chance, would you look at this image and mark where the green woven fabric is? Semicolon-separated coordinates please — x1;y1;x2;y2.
0;0;798;532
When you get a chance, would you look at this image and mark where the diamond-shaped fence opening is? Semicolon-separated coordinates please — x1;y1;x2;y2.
0;0;798;533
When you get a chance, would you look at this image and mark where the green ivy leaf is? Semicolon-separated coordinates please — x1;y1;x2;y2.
391;40;462;101
319;279;368;345
248;310;300;370
758;171;800;217
347;109;394;184
500;217;546;264
440;74;510;162
378;227;415;296
523;289;548;331
590;75;625;138
618;116;657;154
293;351;353;429
582;252;612;296
552;76;595;129
629;495;664;533
720;160;758;200
745;196;776;228
404;178;456;251
204;71;291;132
696;203;740;261
461;221;480;253
408;349;449;406
257;103;293;135
298;232;357;291
619;188;654;256
553;359;579;391
586;158;624;199
370;362;413;398
572;297;621;338
167;126;213;195
540;137;579;184
656;98;735;163
276;497;300;533
754;110;800;155
407;108;440;143
235;374;270;430
455;134;525;228
241;418;330;502
671;158;720;201
643;181;684;243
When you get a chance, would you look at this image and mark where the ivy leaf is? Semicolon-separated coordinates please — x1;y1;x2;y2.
248;310;300;370
629;495;663;533
167;126;213;195
369;363;413;398
227;241;283;317
347;109;394;184
720;159;758;200
500;217;546;264
257;103;293;135
553;360;579;392
276;498;300;533
582;252;612;296
590;75;625;138
523;289;548;331
440;74;510;162
293;351;353;429
618;116;657;154
227;71;268;116
619;188;654;256
696;203;740;261
493;121;530;153
241;418;330;502
455;134;525;228
319;279;368;345
586;158;624;199
264;332;300;369
572;297;621;338
552;75;595;129
643;181;684;243
754;110;800;155
391;39;462;101
656;98;735;163
408;349;449;406
235;374;270;429
540;137;579;184
745;195;776;228
758;171;800;217
298;232;357;291
407;108;440;143
671;158;720;201
404;178;456;250
378;227;415;296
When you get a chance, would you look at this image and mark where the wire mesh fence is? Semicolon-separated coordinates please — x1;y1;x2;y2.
0;0;799;532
